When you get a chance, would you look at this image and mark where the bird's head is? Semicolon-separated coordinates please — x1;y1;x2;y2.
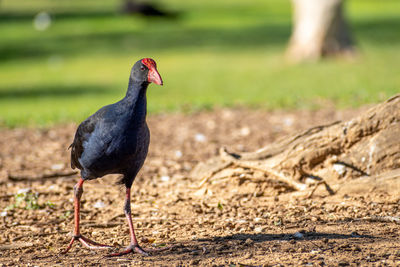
131;58;163;86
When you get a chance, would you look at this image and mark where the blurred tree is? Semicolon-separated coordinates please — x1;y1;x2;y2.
286;0;355;62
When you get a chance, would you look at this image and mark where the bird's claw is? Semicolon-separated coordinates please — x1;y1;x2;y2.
61;234;112;254
106;244;149;257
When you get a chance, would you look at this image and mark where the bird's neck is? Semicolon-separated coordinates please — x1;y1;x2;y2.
121;80;148;122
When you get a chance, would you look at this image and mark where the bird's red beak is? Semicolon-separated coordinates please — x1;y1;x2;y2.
148;67;163;85
141;58;163;85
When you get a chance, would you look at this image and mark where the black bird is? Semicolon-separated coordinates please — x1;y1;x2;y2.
121;0;179;19
63;58;163;256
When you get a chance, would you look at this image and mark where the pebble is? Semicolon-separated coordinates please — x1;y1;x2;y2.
194;133;206;142
161;175;170;182
293;232;304;239
17;188;31;194
51;163;64;170
333;163;346;176
254;217;262;223
174;150;183;158
93;201;106;209
239;127;250;136
283;117;294;126
254;226;266;233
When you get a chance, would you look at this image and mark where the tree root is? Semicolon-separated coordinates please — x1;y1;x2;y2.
191;95;400;197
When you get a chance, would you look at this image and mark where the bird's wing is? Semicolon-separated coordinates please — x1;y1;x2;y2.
69;104;118;171
69;116;97;170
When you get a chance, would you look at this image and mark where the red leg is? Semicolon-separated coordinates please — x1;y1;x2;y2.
107;187;173;257
61;178;112;254
108;187;148;256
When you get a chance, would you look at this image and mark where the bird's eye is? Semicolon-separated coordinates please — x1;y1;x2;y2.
140;66;146;71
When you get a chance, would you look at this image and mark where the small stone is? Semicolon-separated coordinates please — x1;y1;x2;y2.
254;217;262;223
160;175;170;182
17;188;31;194
51;163;64;170
194;133;206;142
333;163;346;176
293;232;304;239
93;201;106;209
239;127;250;136
283;117;294;126
174;150;182;158
254;226;266;233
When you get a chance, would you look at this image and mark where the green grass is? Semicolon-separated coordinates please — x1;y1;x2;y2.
0;0;399;127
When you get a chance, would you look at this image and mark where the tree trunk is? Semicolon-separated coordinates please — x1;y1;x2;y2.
191;95;400;195
286;0;355;62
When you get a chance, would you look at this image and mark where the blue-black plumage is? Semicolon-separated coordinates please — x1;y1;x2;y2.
63;58;163;256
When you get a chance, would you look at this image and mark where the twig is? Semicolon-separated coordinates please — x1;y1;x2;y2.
334;161;369;176
363;216;400;224
233;162;308;191
220;121;340;161
85;223;120;228
306;181;324;199
305;176;335;198
308;181;334;197
0;242;33;250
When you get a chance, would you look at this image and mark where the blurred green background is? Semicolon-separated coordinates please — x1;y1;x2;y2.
0;0;399;127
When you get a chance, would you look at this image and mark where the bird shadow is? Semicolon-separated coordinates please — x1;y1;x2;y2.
53;230;378;263
134;231;377;261
196;231;376;243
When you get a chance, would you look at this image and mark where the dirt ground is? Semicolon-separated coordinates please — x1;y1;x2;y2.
0;108;399;266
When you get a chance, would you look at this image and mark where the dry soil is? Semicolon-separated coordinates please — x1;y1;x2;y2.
0;108;399;266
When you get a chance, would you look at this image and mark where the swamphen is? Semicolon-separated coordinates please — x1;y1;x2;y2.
63;58;163;256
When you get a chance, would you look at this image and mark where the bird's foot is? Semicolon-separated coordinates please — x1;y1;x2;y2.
106;243;174;257
107;243;149;257
61;234;112;254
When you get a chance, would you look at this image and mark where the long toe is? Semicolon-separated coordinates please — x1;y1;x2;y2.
79;235;113;249
61;235;112;254
107;244;149;257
